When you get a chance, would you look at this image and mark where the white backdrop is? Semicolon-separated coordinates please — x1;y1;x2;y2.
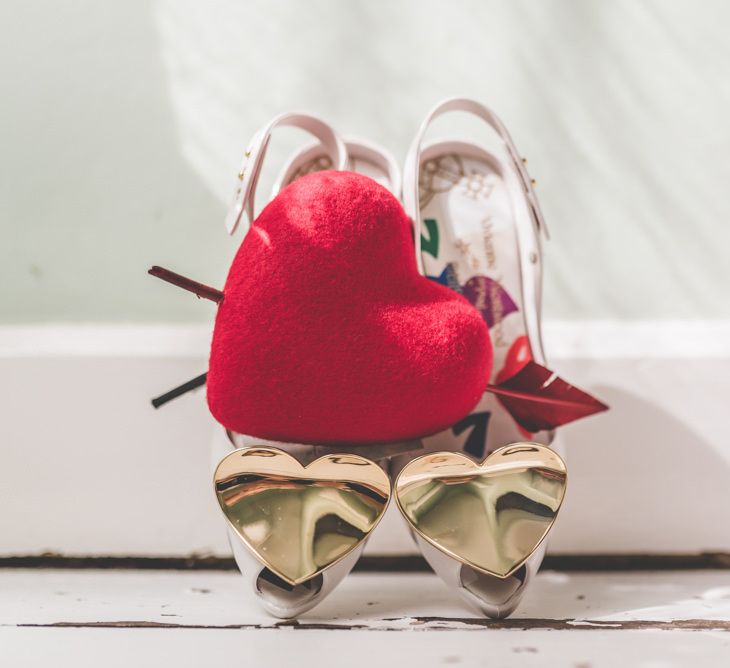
1;0;729;321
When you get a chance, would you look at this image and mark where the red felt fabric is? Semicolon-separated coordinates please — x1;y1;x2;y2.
207;171;492;444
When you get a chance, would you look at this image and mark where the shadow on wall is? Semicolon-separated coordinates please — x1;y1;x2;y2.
1;0;228;322
553;383;729;554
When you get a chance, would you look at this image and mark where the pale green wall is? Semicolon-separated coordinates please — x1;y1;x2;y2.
2;0;729;323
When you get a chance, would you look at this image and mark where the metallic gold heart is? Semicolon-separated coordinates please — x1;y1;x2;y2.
214;447;390;586
395;443;567;578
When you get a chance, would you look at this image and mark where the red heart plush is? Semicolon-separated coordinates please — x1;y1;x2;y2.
207;171;492;444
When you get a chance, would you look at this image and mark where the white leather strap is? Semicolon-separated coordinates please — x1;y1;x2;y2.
272;137;401;199
344;137;402;197
224;113;347;235
403;98;548;274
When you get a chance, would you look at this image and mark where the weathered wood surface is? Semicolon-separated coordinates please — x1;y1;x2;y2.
2;570;729;666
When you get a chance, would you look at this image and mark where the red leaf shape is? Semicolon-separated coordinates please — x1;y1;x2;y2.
486;361;608;432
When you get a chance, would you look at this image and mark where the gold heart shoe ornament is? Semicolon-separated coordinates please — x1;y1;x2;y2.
214;447;391;586
395;442;567;579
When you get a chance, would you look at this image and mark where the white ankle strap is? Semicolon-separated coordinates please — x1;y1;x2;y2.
272;137;401;199
403;98;548;274
224;113;347;235
344;137;402;198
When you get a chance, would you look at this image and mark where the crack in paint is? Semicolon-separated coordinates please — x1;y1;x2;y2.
10;618;730;632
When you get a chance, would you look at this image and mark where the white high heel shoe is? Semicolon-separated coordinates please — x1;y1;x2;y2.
210;429;391;619
400;97;562;619
224;112;348;237
214;114;402;619
274;135;401;197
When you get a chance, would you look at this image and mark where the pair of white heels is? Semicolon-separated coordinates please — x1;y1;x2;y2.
214;97;559;619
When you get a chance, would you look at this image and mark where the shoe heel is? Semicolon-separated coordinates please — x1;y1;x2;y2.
211;428;390;618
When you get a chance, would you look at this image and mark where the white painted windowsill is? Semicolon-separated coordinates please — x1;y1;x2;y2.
2;320;729;359
1;320;728;558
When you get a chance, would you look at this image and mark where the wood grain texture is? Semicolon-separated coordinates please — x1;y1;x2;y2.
2;570;730;667
3;570;730;629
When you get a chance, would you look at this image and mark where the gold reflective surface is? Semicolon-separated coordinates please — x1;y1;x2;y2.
214;447;390;585
395;443;567;578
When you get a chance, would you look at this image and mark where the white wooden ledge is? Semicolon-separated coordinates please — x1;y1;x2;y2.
3;321;729;558
1;569;729;667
